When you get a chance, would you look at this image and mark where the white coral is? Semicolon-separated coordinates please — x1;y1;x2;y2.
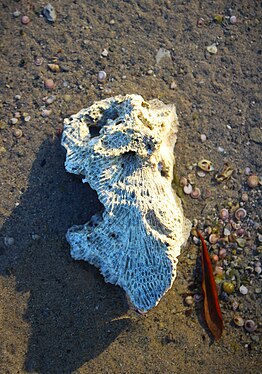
62;94;191;312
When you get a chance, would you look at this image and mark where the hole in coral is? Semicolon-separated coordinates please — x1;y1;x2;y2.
89;125;101;138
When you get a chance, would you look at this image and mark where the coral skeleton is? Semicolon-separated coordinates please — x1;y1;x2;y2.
62;94;191;312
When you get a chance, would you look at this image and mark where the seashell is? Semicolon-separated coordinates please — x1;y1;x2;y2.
247;175;259;188
194;294;203;303
13;128;23;139
212;254;219;263
233;315;244;327
197;159;214;172
197;170;206;178
209;233;219;244
235;208;247;221
34;56;43;66
244;320;257;333
61;94;191;312
98;70;107;82
219;248;227;259
215;266;223;276
48;63;60;72
21;15;30;25
220;208;229;221
223;282;235;294
183;184;193;195
190;187;201;199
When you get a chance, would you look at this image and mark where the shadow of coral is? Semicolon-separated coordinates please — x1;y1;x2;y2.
0;138;130;374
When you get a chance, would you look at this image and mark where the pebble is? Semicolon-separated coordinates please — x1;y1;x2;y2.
43;3;57;22
10;118;18;125
206;44;217;54
14;112;21;118
244;167;251;175
44;78;55;89
224;226;231;236
101;49;109;57
13;10;21;17
4;237;15;246
183;184;193;195
239;285;248;295
170;81;177;90
254;266;261;274
21;15;30;25
185;296;194;306
46;95;56;105
230;16;237;24
98;71;107;82
197;18;204;28
219;248;227;259
14;95;21;100
247;174;259;188
41;109;52;117
241;192;248;202
63;94;71;102
200;133;207;142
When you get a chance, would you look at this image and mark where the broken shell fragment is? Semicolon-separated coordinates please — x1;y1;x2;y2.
61;94;191;312
220;208;229;221
209;233;219;244
215;164;234;182
197;159;214;172
206;44;217;54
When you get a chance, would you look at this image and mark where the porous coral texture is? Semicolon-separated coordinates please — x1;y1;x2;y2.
62;94;191;312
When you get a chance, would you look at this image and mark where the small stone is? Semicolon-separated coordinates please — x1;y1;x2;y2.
44;78;55;89
24;115;31;122
31;234;40;240
223;282;235;294
10;118;18;125
247;174;259;188
46;95;56;105
13;10;21;17
170;81;177;90
254;266;261;274
21;15;30;25
14;95;21;100
185;296;194;306
218;146;224;153
156;48;172;65
206;44;217;54
34;56;43;66
48;63;60;72
200;134;207;142
63;94;71;102
109;19;115;25
230;16;237;24
249;127;262;144
4;237;15;246
43;3;57;22
239;285;248;295
101;49;109;57
41;109;52;117
241;192;248;202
